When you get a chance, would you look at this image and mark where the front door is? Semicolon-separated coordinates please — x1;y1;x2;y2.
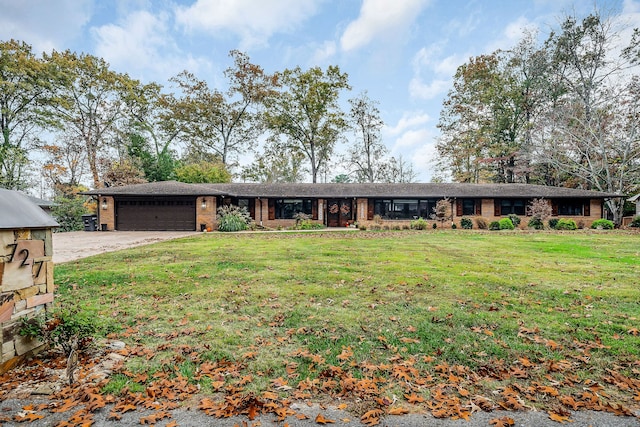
327;199;353;227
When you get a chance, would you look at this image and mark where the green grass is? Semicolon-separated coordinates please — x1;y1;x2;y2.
55;230;640;411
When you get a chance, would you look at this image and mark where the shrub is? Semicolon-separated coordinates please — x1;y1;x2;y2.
475;217;489;230
373;214;383;225
217;205;252;232
460;217;473;229
527;217;544;230
291;212;324;230
451;223;457;229
507;214;521;228
555;218;577;230
295;220;324;230
358;224;367;231
489;221;501;231
499;218;515;230
21;310;98;357
629;215;640;227
411;217;428;230
432;223;437;229
548;218;559;229
590;219;614;230
51;195;89;232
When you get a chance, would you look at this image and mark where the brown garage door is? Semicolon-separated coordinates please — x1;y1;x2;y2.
116;197;196;231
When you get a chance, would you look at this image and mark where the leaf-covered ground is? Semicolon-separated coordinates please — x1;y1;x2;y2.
2;230;639;426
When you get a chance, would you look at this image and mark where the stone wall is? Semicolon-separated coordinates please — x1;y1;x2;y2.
0;228;54;374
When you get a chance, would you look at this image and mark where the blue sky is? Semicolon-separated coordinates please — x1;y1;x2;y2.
2;0;639;182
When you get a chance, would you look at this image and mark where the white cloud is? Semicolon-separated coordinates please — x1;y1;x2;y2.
0;0;92;54
311;41;337;64
340;0;431;52
391;128;431;149
92;10;213;82
385;111;431;136
175;0;321;49
408;77;450;100
485;16;538;53
409;140;439;180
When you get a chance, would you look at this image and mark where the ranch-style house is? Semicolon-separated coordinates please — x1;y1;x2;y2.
84;181;619;231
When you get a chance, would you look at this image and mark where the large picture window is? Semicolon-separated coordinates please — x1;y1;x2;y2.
373;199;438;220
275;199;312;219
557;199;584;216
499;199;526;216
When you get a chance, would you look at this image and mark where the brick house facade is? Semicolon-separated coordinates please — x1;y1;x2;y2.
85;182;619;231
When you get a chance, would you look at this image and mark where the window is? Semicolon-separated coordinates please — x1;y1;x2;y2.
462;199;476;216
275;199;312;219
499;199;526;216
237;198;250;210
373;199;438;220
557;200;584;216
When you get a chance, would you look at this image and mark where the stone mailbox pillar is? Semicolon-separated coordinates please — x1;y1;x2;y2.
1;189;58;374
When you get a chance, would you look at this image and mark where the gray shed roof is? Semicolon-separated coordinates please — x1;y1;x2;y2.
0;189;59;229
84;181;621;199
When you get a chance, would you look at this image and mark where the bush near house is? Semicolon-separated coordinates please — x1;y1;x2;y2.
411;217;428;230
548;218;559;229
489;220;501;230
555;218;577;230
527;217;544;230
460;217;473;229
475;217;489;229
217;205;252;232
499;218;515;230
629;215;640;227
590;219;615;230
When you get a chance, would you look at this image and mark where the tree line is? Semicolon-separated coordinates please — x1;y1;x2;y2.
436;12;639;224
1;44;416;201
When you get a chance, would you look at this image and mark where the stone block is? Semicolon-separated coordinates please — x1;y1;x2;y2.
0;299;15;322
16;230;30;240
2;340;15;358
14;299;26;312
33;259;47;285
46;261;54;293
0;231;15;259
37;284;47;294
14;335;43;356
15;240;45;260
2;319;21;342
26;293;53;308
45;229;53;257
15;286;39;301
0;259;34;291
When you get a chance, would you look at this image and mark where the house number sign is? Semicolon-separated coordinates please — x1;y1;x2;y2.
5;243;45;278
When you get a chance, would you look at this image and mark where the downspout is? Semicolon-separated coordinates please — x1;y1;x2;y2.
258;197;263;226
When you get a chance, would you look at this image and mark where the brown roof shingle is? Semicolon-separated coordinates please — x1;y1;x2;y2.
83;181;621;199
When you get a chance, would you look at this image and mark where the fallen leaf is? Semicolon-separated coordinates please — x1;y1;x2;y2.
489;416;515;427
315;413;335;424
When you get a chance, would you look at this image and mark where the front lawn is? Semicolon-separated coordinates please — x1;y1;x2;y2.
52;230;640;423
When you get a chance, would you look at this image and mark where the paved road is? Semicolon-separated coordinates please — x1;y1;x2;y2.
0;397;638;426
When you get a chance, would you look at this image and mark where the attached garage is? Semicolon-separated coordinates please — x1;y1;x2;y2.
116;197;196;231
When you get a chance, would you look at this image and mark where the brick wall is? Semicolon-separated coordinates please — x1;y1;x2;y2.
98;196;115;231
451;198;605;228
1;228;54;374
195;196;217;231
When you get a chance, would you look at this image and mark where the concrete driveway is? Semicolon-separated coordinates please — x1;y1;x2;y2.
52;230;198;263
